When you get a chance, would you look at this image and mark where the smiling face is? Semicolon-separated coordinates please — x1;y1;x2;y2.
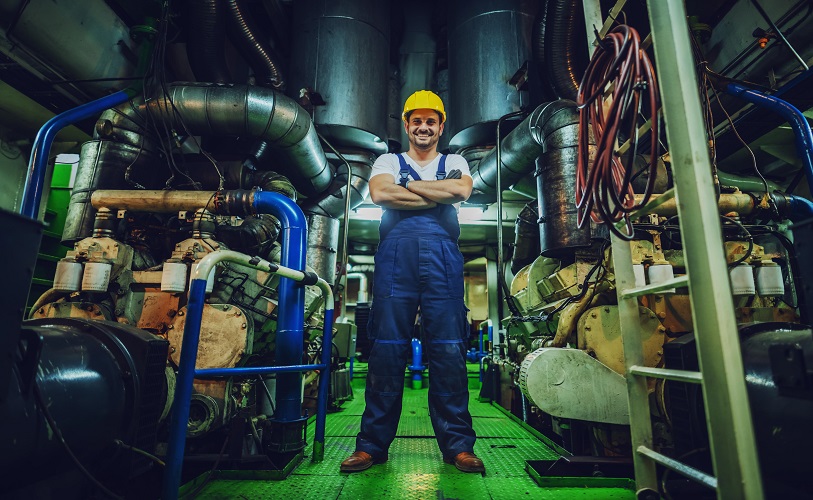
404;109;444;152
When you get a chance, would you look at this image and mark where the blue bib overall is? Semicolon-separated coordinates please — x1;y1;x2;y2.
356;154;476;461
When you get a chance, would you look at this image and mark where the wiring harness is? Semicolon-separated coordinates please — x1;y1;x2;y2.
576;24;661;239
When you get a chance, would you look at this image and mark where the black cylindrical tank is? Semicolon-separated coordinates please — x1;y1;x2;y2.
0;318;169;493
740;322;813;499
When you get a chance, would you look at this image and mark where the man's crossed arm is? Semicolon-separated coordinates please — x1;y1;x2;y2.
369;173;473;210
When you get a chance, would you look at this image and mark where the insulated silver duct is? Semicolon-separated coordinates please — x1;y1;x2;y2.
62;140;162;243
65;83;331;241
97;83;332;197
302;151;374;219
468;100;578;204
0;0;136;100
306;214;340;285
145;84;332;197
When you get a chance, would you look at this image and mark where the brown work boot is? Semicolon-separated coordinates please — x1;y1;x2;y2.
446;452;485;473
340;451;376;472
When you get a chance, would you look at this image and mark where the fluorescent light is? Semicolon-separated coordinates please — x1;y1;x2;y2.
352;205;487;222
353;207;383;220
458;206;486;222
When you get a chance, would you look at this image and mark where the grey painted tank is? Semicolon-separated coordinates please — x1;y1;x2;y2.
289;0;390;155
447;0;537;151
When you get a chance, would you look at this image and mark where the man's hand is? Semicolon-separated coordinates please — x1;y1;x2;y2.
446;169;462;179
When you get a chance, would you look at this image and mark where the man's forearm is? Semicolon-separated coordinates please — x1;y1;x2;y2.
372;183;438;210
407;179;472;204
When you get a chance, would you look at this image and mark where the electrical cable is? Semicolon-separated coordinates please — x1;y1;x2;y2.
113;439;165;467
576;25;661;240
256;376;276;414
708;83;779;220
495;110;527;318
507;240;609;326
720;215;754;267
184;434;230;499
31;380;124;500
143;0;222;191
316;131;354;319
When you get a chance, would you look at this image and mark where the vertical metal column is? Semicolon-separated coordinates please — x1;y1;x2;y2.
645;1;763;498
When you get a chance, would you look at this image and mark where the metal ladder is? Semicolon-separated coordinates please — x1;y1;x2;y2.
583;0;765;497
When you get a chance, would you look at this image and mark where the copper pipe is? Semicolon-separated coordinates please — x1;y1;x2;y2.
632;192;756;216
91;190;217;212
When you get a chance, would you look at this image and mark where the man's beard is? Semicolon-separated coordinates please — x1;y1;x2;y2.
410;132;438;150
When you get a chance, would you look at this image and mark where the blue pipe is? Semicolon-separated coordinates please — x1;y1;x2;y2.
163;278;208;500
254;192;308;422
478;327;485;382
196;364;327;376
787;194;813;221
408;338;425;390
163;193;308;500
725;83;813;193
21;90;133;219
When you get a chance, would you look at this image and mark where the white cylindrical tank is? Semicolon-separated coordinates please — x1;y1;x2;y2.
161;262;188;293
81;261;112;292
53;260;83;291
730;263;756;296
647;263;676;294
755;262;784;297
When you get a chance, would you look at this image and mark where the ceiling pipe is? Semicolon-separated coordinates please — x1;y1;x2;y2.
469;100;579;204
102;83;333;197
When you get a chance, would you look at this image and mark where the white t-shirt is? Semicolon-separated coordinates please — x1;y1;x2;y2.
370;153;471;183
370;153;472;210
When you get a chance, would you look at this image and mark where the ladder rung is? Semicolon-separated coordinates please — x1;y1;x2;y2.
637;446;718;490
619;275;688;298
615;107;661;155
629;366;702;384
616;117;653;156
598;0;629;39
642;33;652;51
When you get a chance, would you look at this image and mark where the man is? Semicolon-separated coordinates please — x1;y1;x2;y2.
340;90;484;474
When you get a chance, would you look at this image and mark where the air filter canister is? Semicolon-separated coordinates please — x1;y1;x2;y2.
54;260;83;291
755;262;784;297
647;263;675;294
730;263;756;296
161;262;188;293
81;262;112;292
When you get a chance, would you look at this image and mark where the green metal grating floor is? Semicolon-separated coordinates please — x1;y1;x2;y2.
190;364;635;499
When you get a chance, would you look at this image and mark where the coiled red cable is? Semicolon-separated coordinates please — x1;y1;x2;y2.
576;25;661;239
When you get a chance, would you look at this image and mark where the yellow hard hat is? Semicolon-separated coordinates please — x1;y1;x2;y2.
402;90;446;124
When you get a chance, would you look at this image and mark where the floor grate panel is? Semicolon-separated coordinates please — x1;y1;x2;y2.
339;472;489;500
195;474;346;499
185;363;633;499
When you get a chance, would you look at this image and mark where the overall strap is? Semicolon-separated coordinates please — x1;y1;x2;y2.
396;153;424;187
435;154;447;180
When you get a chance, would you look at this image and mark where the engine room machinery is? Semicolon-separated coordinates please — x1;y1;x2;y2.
1;0;812;499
